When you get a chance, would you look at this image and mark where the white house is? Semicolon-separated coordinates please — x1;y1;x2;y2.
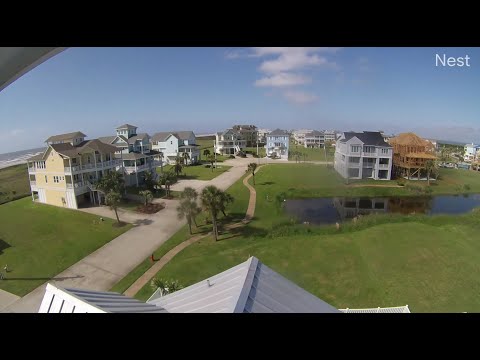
464;143;480;162
151;131;199;165
334;131;393;180
265;129;290;159
257;128;271;144
304;130;325;148
215;129;246;155
99;124;160;187
293;129;313;145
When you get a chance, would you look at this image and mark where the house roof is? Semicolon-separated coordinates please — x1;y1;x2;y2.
268;129;290;136
148;257;340;313
49;139;118;158
127;133;149;144
305;130;324;137
45;131;86;143
116;124;137;129
27;150;48;161
151;131;195;142
389;132;432;147
38;283;166;313
97;135;117;144
119;152;150;160
340;131;391;147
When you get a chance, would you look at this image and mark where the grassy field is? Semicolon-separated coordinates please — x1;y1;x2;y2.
244;146;266;157
0;164;31;205
157;163;232;181
196;139;229;162
0;198;132;296
289;143;335;162
127;164;480;312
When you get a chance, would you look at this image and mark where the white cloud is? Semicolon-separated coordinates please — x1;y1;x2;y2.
254;73;311;87
283;90;318;104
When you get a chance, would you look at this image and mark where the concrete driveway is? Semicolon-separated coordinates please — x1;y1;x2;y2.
2;158;254;313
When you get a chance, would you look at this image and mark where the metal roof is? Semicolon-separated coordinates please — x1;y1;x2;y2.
0;47;66;92
148;257;340;313
39;283;166;313
340;306;410;313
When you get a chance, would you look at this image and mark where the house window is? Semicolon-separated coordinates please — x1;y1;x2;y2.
364;146;375;153
53;176;60;183
45;175;48;183
170;141;173;145
351;145;360;152
381;148;389;154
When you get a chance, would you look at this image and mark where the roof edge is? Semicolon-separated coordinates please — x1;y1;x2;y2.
233;256;259;313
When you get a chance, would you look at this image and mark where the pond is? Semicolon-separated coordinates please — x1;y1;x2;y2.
284;194;480;225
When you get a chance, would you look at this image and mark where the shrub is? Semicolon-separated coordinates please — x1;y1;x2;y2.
253;154;259;158
464;184;471;191
228;155;235;159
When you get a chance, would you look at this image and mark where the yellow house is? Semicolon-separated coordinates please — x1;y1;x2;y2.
27;131;120;209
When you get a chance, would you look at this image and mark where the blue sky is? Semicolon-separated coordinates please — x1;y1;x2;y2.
1;47;479;153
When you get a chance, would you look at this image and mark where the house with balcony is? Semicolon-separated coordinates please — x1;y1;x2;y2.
334;131;393;180
215;129;246;155
99;124;161;187
293;129;313;145
304;130;325;148
27;132;120;209
464;143;480;162
232;125;258;147
265;129;290;160
257;128;270;144
150;131;199;165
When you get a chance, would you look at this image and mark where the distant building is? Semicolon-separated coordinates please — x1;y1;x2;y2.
304;130;325;148
215;128;246;155
323;130;337;143
257;128;270;144
334;131;393;180
389;132;437;180
464;143;480;162
150;131;199;165
293;129;313;145
232;125;258;147
265;129;290;159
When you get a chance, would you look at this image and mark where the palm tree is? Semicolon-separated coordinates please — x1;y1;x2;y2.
105;192;122;223
180;186;198;201
200;185;234;241
219;192;234;218
177;199;201;234
425;160;435;186
143;171;157;193
173;156;183;176
95;170;125;194
182;152;190;166
207;154;216;172
139;190;153;206
246;162;258;185
161;171;175;197
150;278;183;297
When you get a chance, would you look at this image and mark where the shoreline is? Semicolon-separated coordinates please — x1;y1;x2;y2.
0;160;29;171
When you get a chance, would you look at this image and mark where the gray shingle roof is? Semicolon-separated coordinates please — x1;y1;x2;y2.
98;135;117;144
46;131;86;143
116;124;137;129
50;139;118;157
151;131;195;142
340;131;392;147
268;129;290;136
305;130;324;137
127;133;149;144
118;152;150;160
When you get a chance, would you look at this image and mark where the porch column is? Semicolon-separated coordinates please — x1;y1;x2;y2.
135;161;139;187
69;158;72;176
94;151;98;182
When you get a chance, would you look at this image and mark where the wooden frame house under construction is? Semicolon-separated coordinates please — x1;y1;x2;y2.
388;132;437;180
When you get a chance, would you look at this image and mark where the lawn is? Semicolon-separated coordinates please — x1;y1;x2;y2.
0;198;132;296
0;164;31;205
127;164;480;312
157;163;231;181
196;139;234;162
244;146;266;157
289;142;335;162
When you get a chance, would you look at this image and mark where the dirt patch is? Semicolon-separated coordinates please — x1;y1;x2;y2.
112;221;129;228
136;203;165;214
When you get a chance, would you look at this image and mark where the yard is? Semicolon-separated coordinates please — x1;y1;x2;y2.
288;142;335;162
0;164;30;205
113;163;480;312
157;163;231;181
0;198;132;296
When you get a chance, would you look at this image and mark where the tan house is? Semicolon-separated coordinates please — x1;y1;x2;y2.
27;132;120;209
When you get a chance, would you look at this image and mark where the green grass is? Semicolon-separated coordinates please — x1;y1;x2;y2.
129;164;480;312
244;147;266;157
289;143;335;162
0;164;31;205
0;198;132;296
157;164;231;181
196;139;235;162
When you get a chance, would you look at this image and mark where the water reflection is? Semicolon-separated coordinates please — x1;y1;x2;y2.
284;194;480;225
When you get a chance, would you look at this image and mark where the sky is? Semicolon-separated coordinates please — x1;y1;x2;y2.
0;47;479;153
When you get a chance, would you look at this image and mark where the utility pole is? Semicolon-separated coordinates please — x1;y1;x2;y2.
214;139;217;169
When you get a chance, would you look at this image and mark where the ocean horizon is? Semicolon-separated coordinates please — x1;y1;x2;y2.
0;147;45;170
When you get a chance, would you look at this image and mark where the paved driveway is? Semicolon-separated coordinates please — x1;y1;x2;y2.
2;158;254;313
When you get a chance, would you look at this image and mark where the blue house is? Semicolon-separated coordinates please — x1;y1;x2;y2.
265;129;290;160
